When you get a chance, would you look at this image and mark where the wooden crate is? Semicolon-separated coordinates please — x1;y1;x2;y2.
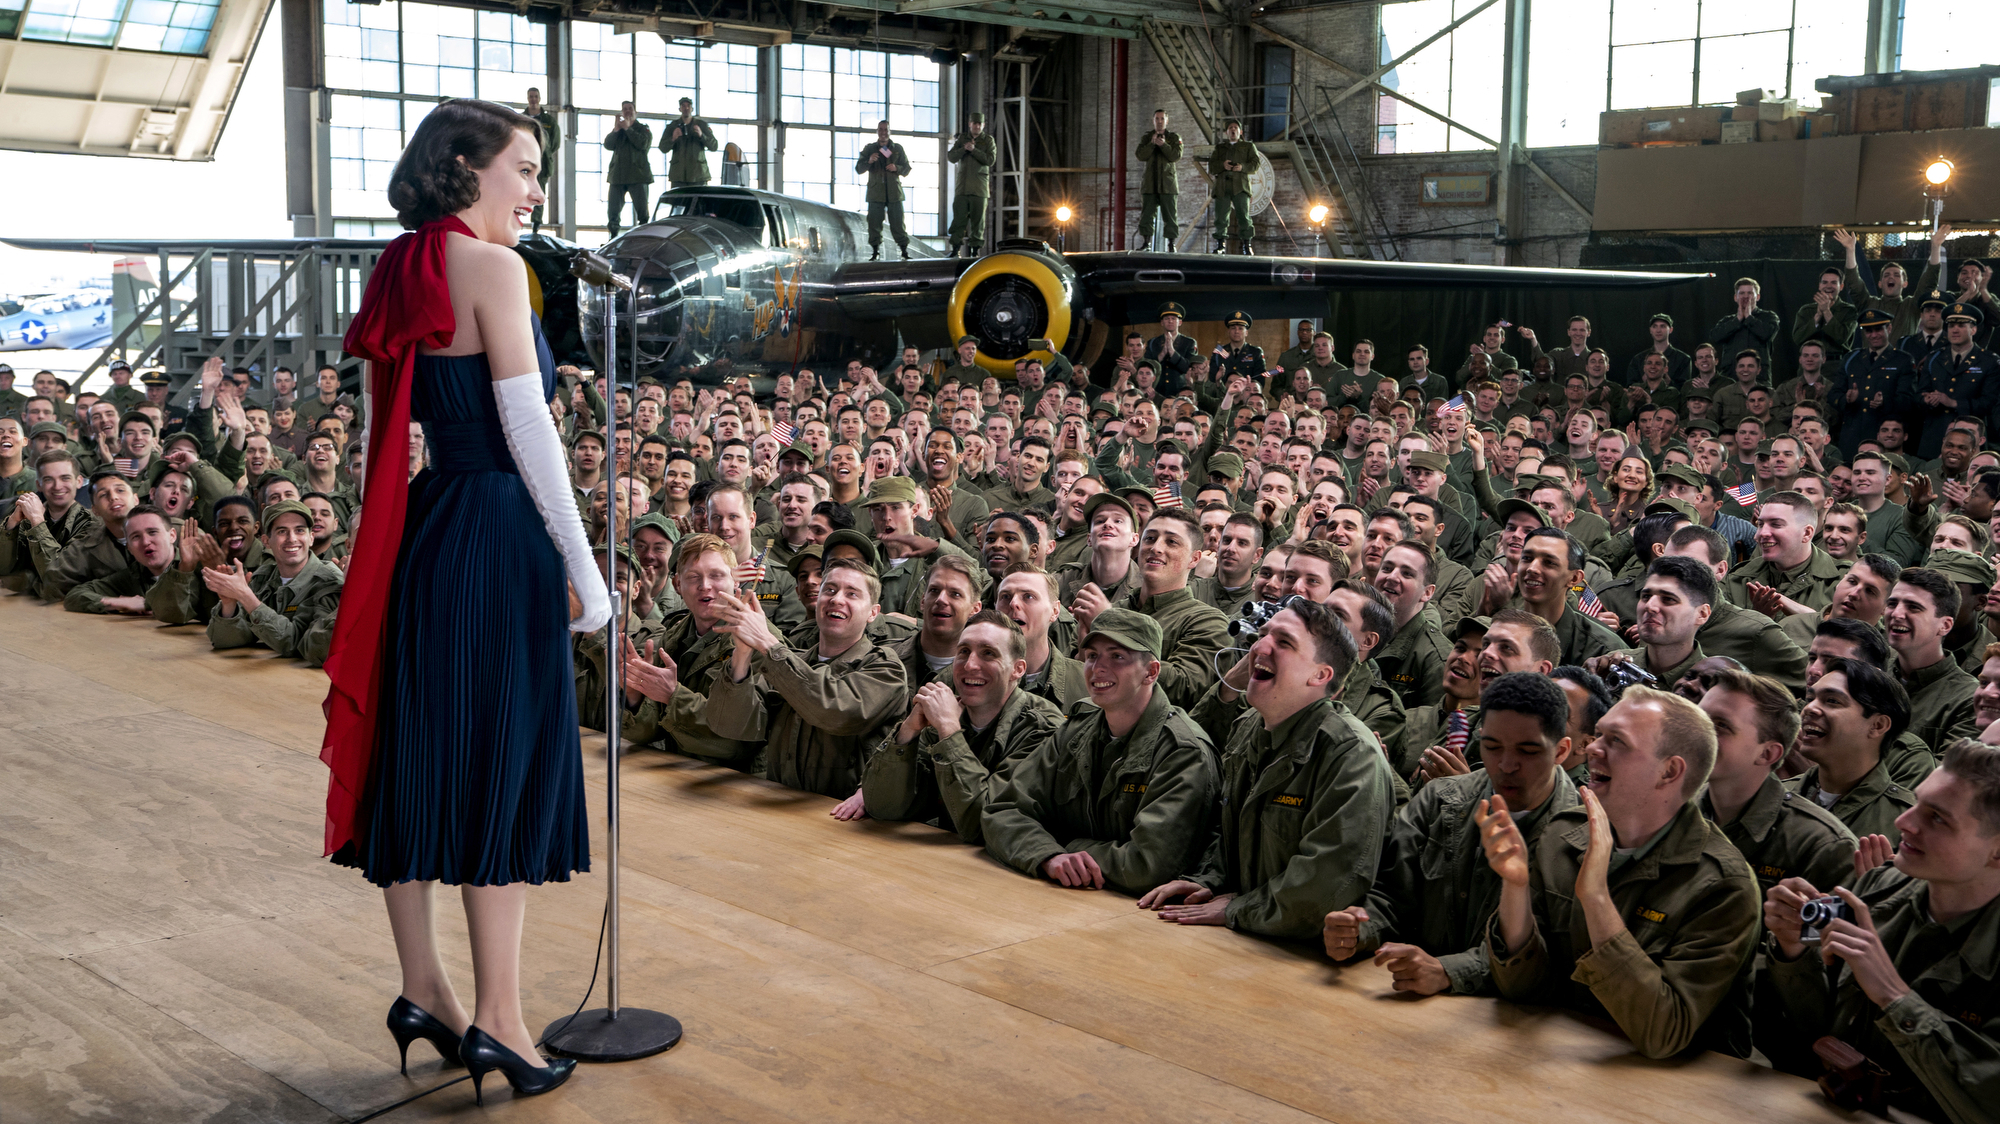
1832;76;1990;134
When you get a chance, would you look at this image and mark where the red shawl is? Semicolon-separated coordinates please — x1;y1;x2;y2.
319;215;469;857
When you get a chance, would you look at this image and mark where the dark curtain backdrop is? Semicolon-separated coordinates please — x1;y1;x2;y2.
1323;259;1872;383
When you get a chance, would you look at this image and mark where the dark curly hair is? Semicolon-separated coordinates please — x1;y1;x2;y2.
386;99;539;230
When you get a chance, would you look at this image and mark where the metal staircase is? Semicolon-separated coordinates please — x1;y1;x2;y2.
1141;19;1235;144
1286;100;1401;260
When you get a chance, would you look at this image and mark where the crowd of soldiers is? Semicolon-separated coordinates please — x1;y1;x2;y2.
5;235;2000;1123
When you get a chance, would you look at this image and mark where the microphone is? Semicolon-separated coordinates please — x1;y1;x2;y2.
569;250;632;291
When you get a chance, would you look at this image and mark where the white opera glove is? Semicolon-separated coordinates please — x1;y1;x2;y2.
493;372;611;632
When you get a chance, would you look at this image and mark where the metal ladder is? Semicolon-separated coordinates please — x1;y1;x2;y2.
1288;90;1401;261
1141;18;1235;144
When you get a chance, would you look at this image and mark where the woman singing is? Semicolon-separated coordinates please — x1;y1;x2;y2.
320;99;610;1106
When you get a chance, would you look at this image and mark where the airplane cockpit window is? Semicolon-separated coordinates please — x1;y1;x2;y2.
664;195;763;231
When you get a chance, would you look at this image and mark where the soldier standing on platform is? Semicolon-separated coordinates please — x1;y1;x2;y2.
1209;119;1260;255
602;101;653;238
1136;109;1184;251
662;96;717;190
946;112;996;258
524;88;558;233
1212;312;1265;387
857;119;911;262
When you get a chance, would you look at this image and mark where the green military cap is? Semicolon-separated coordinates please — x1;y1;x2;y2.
1221;118;1243;129
631;512;676;539
1081;491;1136;526
1644;497;1701;523
1133;358;1160;374
1155;438;1188;458
141;370;171;387
967;111;986;125
1926;548;1997;588
1493;497;1542;525
1649;313;1674;328
1225;310;1253;327
1207;451;1246;480
1157;301;1188;320
1090;402;1118;421
1115;482;1158;506
1406;450;1450;474
161;430;203;453
27;421;68;440
1084;606;1163;659
821;528;880;572
1856;307;1895;330
1754;440;1775;457
858;475;918;507
259;500;313;534
1656;464;1705;489
1454;614;1493;641
956;334;980;347
787;542;825;578
572;428;607;447
1682;418;1718;437
1682;387;1714;402
603;540;639;573
1885;452;1910;474
777;442;815;465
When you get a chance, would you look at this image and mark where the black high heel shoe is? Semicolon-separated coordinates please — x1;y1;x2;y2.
386;997;464;1076
460;1025;577;1106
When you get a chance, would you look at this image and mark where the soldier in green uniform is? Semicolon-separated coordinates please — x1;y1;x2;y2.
1210;310;1265;386
620;534;766;771
982;608;1221;895
661;96;717;189
0;450;94;600
524;88;558;233
856;119;912;261
1790;659;1919;844
944;112;996;258
1142;598;1396;939
1208;119;1261;255
101;360;147;414
63;502;176;615
1135;109;1184;251
0;364;22;418
601;101;653;238
201;501;344;666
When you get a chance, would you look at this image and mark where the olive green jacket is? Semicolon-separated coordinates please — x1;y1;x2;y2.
1605;643;1707;695
1375;614;1448;713
1900;655;1981;755
1699;774;1855;900
1546;600;1624;667
1120;585;1230;711
660;116;717;184
1;503;95;599
1135;129;1184;195
1863;501;1922;567
946;131;997;198
602;120;654;185
50;523;144;604
1339;658;1407;778
1487;801;1762;1059
620;610;765;769
1023;649;1091;712
577;611;667;733
877;538;983;617
982;685;1219;894
1698;597;1808;694
145;540;270;625
1787;757;1920;846
1766;862;2000;1124
709;634;909;798
205;555;344;665
63;559;167;614
864;687;1064;843
1207;139;1261;196
855;140;911;203
1725;547;1849;620
1185;690;1396;940
1358;768;1579;995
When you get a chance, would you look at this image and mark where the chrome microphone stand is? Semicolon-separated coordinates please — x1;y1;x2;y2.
542;250;682;1062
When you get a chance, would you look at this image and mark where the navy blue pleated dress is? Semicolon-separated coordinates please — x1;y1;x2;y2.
344;317;591;888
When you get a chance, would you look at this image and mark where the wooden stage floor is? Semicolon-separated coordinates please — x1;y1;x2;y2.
0;598;1855;1124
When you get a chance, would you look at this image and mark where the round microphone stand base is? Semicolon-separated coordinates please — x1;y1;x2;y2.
542;1007;683;1063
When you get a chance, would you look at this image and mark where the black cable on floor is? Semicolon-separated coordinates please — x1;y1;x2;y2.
345;900;610;1122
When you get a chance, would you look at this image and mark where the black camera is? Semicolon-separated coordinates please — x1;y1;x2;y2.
1230;598;1284;639
1798;895;1854;942
1602;660;1657;696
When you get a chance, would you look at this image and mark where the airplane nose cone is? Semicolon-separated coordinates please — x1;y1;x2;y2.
582;235;692;380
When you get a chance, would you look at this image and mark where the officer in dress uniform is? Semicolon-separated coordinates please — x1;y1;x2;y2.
1143;302;1199;396
1208;119;1261;255
1828;307;1917;459
945;112;996;258
1914;302;1994;460
856;119;911;261
1211;311;1265;387
1135;109;1184;251
661;97;718;190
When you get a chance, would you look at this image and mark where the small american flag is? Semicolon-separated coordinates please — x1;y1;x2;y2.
1440;394;1470;417
750;545;769;582
113;457;141;476
770;420;797;445
1152;482;1182;509
1576;585;1603;615
1726;480;1757;505
1443;709;1471;758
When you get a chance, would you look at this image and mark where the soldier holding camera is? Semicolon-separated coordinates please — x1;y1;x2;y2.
1764;738;2000;1124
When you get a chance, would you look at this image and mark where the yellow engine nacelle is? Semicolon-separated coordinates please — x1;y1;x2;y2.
945;248;1078;378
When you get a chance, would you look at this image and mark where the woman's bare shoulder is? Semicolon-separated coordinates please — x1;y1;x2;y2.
443;234;527;296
